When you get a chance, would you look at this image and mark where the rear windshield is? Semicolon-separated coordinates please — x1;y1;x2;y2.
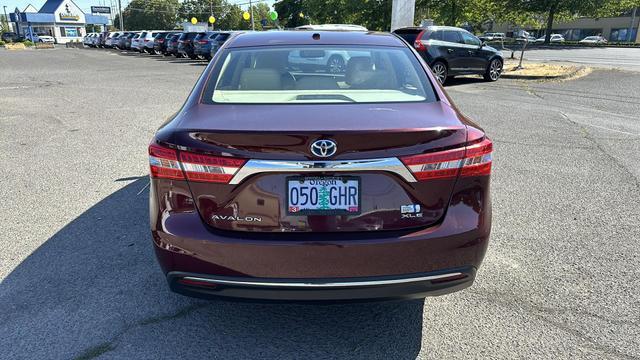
215;33;230;41
393;29;421;44
181;32;198;40
204;45;436;104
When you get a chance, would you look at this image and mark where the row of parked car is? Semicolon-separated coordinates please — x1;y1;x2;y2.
479;31;609;44
83;30;233;60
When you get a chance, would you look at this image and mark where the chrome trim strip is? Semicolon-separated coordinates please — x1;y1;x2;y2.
182;272;464;288
229;158;417;184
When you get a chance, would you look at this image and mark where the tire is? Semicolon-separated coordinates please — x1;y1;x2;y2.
484;58;503;82
431;61;448;85
326;55;346;73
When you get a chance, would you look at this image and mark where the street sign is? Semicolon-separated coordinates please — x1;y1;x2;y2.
91;6;111;14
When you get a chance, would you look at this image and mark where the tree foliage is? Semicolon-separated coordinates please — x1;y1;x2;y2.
116;0;180;30
275;0;392;31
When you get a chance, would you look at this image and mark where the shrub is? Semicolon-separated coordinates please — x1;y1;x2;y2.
0;40;5;46
23;40;34;47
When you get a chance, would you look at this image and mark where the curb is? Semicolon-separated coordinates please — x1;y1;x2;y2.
501;66;585;80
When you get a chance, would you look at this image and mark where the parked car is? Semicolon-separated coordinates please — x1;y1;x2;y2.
164;33;182;56
515;34;537;42
120;32;138;50
393;26;504;84
149;30;493;302
288;48;368;73
193;31;219;60
209;32;232;59
114;32;132;49
1;32;24;42
83;33;96;46
141;31;165;54
177;32;200;59
96;31;109;47
104;32;121;48
479;32;505;42
153;31;175;54
579;35;607;44
534;34;565;43
131;32;145;52
36;35;55;43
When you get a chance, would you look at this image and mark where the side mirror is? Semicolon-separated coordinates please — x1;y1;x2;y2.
479;41;486;48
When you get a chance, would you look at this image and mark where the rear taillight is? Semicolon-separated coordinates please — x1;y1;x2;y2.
180;152;246;183
413;30;427;51
158;39;164;43
400;138;492;180
198;40;207;44
148;143;246;183
149;144;184;180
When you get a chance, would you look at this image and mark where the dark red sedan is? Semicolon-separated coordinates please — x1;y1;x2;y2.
149;30;492;301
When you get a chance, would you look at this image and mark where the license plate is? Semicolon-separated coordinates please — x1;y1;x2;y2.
287;176;360;215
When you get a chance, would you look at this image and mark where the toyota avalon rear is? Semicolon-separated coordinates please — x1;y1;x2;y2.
149;31;492;301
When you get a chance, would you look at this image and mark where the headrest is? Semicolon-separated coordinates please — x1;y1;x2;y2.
239;69;282;90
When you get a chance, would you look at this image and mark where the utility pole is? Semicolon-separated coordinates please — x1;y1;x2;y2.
628;7;637;43
249;0;255;31
3;6;8;32
391;0;415;32
118;0;123;30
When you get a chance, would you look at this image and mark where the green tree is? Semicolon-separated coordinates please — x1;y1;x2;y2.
179;0;247;30
1;14;9;33
274;0;308;28
118;0;180;30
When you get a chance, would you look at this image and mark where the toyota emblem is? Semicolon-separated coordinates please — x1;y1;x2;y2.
310;139;337;158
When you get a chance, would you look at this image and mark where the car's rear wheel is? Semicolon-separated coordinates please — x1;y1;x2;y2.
326;55;345;73
484;58;503;82
431;61;448;84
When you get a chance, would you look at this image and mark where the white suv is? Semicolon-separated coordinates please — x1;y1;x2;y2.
141;30;165;54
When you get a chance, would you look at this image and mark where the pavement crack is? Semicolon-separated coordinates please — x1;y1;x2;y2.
560;112;640;190
73;303;208;359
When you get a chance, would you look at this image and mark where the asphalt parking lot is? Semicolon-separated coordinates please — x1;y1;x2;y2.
1;48;639;359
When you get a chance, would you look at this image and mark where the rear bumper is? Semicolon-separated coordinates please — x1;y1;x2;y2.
151;174;491;301
167;267;476;302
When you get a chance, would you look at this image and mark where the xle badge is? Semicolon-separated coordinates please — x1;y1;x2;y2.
401;204;423;218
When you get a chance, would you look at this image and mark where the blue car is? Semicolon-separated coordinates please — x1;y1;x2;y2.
193;31;220;60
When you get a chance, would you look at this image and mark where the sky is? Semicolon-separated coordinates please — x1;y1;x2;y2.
4;0;275;15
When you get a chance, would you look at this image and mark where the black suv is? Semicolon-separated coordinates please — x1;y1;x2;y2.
393;26;503;84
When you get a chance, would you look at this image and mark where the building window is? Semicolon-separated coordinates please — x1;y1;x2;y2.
60;27;82;37
557;29;602;41
610;28;638;42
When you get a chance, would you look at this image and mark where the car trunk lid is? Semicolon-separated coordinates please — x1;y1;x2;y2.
160;102;479;233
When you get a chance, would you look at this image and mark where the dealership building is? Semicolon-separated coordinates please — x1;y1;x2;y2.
9;0;109;43
493;12;640;42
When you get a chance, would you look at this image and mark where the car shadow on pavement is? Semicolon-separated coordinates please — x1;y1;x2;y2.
0;178;424;359
444;76;487;87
